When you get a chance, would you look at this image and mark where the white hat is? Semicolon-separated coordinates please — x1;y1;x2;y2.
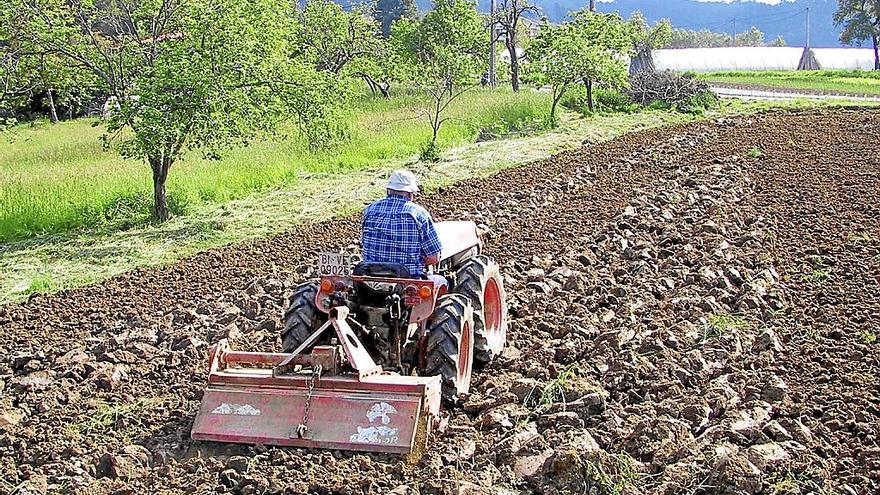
386;170;420;193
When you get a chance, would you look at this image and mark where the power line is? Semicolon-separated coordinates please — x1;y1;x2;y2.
674;7;808;31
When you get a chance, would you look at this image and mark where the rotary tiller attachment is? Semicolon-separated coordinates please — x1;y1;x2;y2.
191;307;442;456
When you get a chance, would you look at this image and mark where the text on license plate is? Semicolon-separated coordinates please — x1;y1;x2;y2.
318;252;351;277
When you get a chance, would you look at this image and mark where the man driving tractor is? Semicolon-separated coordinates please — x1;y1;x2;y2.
361;170;445;286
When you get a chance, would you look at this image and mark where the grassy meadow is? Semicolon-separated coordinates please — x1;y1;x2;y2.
699;69;880;96
0;88;550;242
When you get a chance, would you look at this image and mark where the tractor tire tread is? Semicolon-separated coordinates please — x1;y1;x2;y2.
424;294;473;404
281;282;322;353
454;255;507;364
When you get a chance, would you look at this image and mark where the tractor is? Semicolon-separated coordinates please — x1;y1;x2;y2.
191;220;508;455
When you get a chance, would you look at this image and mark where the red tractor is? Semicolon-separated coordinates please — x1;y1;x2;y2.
192;221;507;455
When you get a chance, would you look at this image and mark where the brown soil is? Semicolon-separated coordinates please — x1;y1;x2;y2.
1;108;878;495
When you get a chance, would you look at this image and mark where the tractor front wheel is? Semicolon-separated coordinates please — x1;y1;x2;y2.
424;294;475;404
455;255;507;364
281;282;325;353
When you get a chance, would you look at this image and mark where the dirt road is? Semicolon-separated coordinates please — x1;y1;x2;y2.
2;108;878;494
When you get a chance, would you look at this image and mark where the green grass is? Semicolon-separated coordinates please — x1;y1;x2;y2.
801;269;831;283
66;398;159;440
703;313;749;340
0;88;550;242
748;146;763;158
699;69;880;96
538;364;580;406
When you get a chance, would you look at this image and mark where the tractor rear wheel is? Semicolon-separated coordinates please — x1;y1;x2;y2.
454;255;507;364
281;282;324;353
424;294;475;404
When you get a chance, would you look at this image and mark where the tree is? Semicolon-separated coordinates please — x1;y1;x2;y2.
669;26;784;49
529;12;632;123
628;11;671;73
11;0;182;99
494;0;539;92
568;10;633;113
527;22;577;125
296;0;382;75
736;26;767;46
104;0;342;221
391;0;486;158
835;0;880;70
768;35;787;47
375;0;417;38
629;11;672;54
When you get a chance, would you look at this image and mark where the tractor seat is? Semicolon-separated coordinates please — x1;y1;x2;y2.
353;262;412;305
353;261;411;279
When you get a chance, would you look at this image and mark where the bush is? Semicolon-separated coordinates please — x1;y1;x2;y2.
628;70;718;113
419;140;441;162
561;86;638;117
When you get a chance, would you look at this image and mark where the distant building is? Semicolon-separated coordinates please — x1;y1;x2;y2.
631;47;878;73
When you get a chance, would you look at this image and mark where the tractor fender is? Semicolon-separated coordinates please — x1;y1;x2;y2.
435;221;482;265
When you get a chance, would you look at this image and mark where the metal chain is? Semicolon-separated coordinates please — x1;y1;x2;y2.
295;364;322;439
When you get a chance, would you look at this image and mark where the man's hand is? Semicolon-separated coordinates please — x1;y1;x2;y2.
424;253;440;266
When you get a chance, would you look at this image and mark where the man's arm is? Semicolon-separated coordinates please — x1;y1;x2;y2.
418;212;443;267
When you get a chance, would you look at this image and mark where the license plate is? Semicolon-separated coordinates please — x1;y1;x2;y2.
318;252;351;277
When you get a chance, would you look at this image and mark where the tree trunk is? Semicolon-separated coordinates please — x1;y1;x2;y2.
585;79;594;113
378;82;390;98
149;156;171;222
431;121;440;146
874;35;879;71
507;37;520;92
550;88;563;127
47;88;59;123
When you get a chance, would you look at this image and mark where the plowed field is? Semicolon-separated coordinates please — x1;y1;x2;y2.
2;108;878;495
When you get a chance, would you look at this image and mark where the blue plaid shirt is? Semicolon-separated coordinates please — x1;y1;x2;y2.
362;194;442;276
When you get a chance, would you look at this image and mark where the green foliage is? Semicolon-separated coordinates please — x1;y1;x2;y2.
748;146;763;158
375;0;417;38
863;331;877;344
580;452;641;495
0;3;104;122
629;10;672;52
419;140;441;162
703;314;749;340
801;269;831;283
834;0;880;66
527;11;634;125
670;25;784;48
539;364;579;406
8;0;166;97
296;0;382;75
27;274;55;294
562;86;639;116
391;0;487;148
103;0;344;220
493;0;540;91
67;398;159;439
678;90;719;115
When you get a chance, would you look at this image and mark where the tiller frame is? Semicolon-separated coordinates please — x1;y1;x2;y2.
191;307;442;456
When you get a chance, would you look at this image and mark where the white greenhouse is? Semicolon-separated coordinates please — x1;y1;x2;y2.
632;47;878;73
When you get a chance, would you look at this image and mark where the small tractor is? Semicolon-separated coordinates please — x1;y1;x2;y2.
192;221;507;456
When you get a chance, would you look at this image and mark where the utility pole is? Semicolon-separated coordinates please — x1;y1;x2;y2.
805;7;811;48
732;17;736;46
488;0;496;86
